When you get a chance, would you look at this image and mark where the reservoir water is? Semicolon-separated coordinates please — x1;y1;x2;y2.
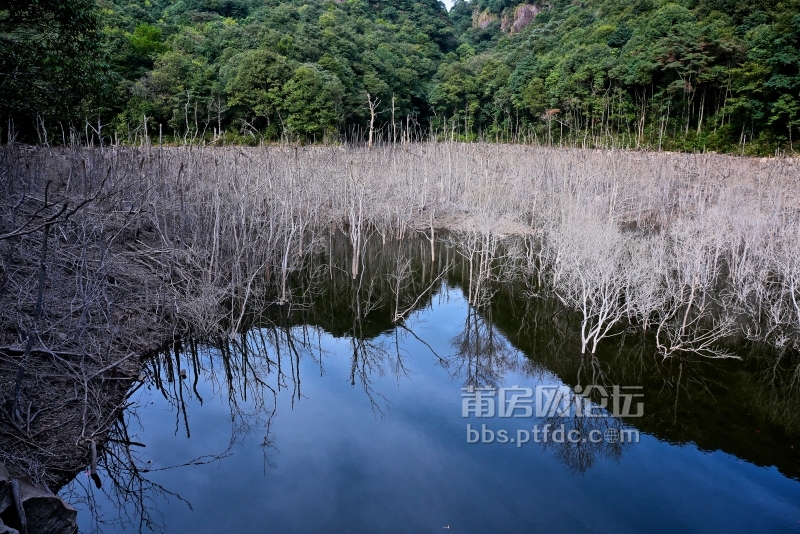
62;240;800;533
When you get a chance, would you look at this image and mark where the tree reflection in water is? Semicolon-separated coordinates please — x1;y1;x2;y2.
61;235;800;532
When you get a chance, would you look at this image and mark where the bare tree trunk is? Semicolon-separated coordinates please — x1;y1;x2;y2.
11;219;50;421
366;93;379;150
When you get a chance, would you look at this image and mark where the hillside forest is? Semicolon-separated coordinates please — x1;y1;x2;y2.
1;0;799;153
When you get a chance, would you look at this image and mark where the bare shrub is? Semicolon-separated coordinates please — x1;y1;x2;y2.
652;215;737;359
2;140;800;490
546;209;637;354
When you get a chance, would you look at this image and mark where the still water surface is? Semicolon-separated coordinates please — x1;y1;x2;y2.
63;244;800;533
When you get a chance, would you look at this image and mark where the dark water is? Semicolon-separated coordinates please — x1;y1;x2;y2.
62;239;800;533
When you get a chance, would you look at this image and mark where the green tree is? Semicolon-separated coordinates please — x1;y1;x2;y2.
0;0;108;136
282;64;345;138
225;49;295;128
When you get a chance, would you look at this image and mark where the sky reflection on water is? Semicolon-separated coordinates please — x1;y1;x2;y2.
66;285;800;533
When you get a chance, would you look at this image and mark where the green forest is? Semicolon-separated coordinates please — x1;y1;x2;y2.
1;0;799;153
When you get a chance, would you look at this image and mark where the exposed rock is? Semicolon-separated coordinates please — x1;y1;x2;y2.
501;4;541;34
472;9;498;29
501;13;511;31
0;464;77;534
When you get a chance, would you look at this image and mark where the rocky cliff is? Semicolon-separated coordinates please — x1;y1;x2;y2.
473;3;542;34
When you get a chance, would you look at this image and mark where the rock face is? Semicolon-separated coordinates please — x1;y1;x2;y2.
501;4;541;34
474;3;541;34
512;4;541;33
0;464;77;534
473;9;498;29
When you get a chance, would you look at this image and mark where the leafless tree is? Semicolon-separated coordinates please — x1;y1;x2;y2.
546;210;636;354
2;137;800;502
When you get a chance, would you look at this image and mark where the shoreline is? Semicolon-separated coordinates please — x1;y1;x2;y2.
1;142;798;498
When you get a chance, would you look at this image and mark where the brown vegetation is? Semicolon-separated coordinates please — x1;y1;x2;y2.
1;141;799;495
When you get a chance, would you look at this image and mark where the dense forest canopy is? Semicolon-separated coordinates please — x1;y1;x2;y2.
0;0;798;152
